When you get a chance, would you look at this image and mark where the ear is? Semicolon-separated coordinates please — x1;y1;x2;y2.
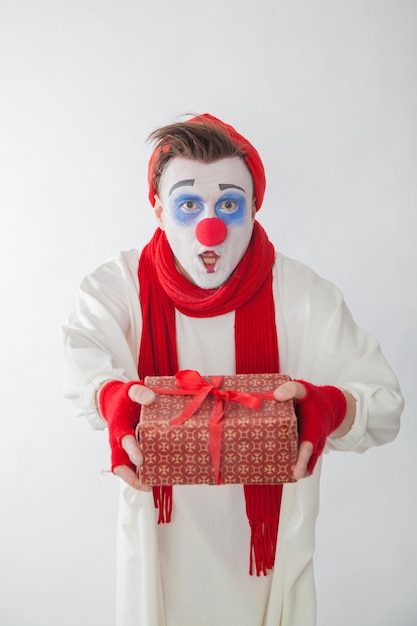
154;194;165;230
251;197;257;219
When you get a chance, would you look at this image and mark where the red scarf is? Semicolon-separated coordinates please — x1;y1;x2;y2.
137;222;282;576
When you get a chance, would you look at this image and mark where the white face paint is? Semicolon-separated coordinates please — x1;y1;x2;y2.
155;157;255;289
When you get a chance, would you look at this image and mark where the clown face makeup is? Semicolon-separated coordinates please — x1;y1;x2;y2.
154;157;256;289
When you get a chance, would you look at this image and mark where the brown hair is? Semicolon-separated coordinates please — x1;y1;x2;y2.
147;117;247;195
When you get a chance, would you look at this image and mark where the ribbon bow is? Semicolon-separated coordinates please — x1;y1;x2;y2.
152;370;265;484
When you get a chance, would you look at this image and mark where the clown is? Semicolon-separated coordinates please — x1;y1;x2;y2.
62;114;403;626
154;156;256;289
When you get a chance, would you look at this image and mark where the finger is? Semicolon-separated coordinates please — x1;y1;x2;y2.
293;440;313;480
121;434;144;467
274;381;307;402
128;384;155;406
113;464;152;491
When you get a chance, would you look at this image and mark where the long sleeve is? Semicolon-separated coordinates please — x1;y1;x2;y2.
274;254;404;454
62;249;142;429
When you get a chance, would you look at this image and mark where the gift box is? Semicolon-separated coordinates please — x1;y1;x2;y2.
137;370;298;486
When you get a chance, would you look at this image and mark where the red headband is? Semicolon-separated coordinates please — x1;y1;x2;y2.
147;113;266;211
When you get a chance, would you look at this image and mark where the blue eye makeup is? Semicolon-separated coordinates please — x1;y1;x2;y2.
169;193;205;225
215;192;247;226
168;191;248;227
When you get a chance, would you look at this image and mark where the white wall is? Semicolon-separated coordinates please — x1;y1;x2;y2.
1;1;415;624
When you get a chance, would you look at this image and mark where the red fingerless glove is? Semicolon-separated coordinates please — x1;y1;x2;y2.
98;380;142;472
295;381;347;475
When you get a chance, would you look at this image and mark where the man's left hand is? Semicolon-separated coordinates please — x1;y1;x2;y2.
274;381;355;480
273;381;311;480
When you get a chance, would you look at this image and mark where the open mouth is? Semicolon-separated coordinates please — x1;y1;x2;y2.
200;251;219;273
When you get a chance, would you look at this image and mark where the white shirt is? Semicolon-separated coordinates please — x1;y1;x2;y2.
62;248;403;626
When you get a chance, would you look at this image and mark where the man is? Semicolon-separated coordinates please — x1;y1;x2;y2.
62;113;403;626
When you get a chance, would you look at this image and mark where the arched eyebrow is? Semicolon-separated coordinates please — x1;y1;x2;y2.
218;184;246;193
169;179;195;196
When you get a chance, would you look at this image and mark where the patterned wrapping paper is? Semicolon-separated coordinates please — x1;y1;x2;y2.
137;372;298;486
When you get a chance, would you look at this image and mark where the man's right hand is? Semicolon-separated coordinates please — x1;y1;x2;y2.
98;381;156;491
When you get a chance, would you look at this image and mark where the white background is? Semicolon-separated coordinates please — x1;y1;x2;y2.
0;1;416;625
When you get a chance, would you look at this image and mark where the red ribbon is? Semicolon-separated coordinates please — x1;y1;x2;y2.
150;370;271;484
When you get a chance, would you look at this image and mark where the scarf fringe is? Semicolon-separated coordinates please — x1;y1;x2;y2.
249;520;278;576
245;483;282;576
153;486;173;524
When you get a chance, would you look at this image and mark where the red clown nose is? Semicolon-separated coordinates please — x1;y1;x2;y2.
195;218;228;246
